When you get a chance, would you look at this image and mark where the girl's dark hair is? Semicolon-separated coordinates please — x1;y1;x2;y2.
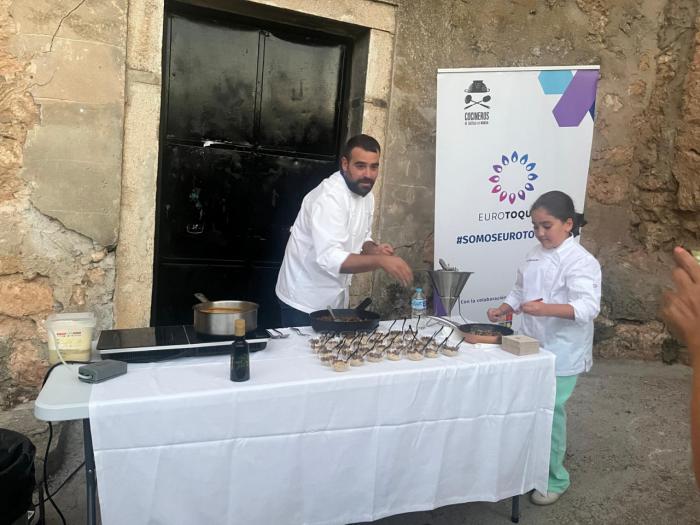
530;190;587;237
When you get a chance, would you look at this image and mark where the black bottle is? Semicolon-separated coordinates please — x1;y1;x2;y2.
230;319;250;382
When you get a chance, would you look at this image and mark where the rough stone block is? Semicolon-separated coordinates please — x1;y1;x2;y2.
0;203;25;262
0;274;53;317
12;35;125;105
9;340;47;387
10;0;127;47
601;252;670;322
365;29;394;104
22;100;123;246
0;317;39;341
361;102;388;149
252;0;396;33
382;150;434;188
0;256;23;275
126;0;165;77
114;80;160;328
349;272;372;302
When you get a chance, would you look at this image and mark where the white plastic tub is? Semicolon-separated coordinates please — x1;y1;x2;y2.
46;312;96;364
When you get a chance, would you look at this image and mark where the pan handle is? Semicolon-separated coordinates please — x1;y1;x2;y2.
354;297;372;312
194;293;210;303
427;316;461;331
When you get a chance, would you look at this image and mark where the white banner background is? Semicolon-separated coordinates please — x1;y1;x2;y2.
435;66;599;324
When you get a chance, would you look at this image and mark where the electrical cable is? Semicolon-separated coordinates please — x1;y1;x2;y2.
43;422;66;525
38;360;90;525
41;359;89;388
33;460;85;509
34;334;192;523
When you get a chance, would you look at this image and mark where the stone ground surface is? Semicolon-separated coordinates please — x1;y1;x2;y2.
33;359;700;524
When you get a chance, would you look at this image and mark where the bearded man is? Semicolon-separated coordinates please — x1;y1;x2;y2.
275;134;413;327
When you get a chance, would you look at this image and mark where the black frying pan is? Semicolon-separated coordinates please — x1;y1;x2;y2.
309;298;380;333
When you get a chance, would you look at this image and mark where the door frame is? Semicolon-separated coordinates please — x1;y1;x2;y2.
114;0;398;328
151;3;355;326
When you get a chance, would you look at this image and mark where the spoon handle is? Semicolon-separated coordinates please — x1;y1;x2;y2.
326;305;337;321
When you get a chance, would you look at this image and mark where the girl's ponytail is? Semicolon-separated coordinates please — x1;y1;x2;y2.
572;212;587;237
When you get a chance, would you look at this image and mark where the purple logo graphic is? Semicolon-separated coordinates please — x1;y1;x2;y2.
488;151;538;205
538;69;599;127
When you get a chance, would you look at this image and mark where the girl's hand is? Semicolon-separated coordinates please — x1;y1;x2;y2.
521;298;545;316
661;247;700;353
487;303;514;322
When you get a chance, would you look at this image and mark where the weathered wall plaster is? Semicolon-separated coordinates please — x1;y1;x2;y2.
371;0;700;364
0;0;125;408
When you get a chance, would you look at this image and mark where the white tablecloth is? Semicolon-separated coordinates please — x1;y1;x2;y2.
89;322;555;525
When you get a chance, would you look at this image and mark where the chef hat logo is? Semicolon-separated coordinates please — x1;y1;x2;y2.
467;80;489;93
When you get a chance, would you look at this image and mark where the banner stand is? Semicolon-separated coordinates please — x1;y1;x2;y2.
435;66;599;325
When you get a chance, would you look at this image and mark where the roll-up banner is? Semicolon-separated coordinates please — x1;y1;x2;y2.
435;66;600;324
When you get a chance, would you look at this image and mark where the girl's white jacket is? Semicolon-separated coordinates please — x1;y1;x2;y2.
504;236;602;376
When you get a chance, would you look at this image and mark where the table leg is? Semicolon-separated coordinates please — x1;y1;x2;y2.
510;495;520;523
82;419;97;525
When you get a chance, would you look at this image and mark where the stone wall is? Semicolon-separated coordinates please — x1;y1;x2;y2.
372;0;700;363
0;0;126;408
1;0;699;416
112;0;398;327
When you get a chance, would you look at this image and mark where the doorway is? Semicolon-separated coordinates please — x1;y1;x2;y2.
152;2;352;328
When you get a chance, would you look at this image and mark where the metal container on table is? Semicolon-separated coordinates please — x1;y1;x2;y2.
193;294;258;336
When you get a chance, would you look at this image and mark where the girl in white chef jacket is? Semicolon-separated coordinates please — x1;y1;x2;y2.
487;190;601;506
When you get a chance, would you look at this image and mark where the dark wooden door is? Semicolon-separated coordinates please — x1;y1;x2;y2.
152;3;351;328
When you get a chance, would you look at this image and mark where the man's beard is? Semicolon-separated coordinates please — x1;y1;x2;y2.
341;171;374;197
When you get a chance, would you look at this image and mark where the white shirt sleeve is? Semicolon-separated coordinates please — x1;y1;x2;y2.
309;192;352;277
363;198;374;245
567;256;602;324
504;264;525;311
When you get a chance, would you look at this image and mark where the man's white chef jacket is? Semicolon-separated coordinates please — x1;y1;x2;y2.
276;171;374;313
504;236;601;376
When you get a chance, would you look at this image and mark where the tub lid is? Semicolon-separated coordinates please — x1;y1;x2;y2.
47;312;96;325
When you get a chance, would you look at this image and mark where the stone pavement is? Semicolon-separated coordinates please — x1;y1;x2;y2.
37;359;700;524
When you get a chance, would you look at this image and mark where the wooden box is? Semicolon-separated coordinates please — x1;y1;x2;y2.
500;335;540;356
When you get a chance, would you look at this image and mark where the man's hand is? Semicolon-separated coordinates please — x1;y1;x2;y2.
362;241;395;256
379;255;413;287
374;243;395;255
661;247;700;355
520;298;545;316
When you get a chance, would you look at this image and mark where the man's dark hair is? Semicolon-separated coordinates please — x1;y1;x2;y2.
341;134;381;160
530;190;587;237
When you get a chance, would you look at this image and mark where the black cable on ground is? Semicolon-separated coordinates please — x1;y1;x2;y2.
43;422;66;525
33;459;84;509
38;360;90;525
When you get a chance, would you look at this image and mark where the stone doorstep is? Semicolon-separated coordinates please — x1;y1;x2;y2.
0;401;76;484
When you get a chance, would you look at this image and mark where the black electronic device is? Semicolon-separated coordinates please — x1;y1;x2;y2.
78;360;128;383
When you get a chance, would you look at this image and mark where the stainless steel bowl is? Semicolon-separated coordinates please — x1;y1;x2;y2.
193;300;258;336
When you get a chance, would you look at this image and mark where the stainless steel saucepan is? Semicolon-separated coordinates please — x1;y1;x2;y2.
193;293;258;336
